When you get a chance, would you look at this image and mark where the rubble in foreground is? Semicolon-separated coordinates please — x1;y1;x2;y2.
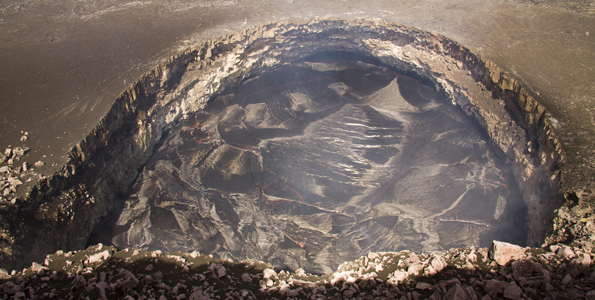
0;240;593;299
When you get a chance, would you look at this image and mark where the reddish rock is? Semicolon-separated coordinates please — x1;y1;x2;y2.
503;282;523;299
416;282;432;290
464;286;479;300
445;283;466;300
484;280;509;297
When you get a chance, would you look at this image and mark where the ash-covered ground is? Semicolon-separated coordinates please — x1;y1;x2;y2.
88;52;527;274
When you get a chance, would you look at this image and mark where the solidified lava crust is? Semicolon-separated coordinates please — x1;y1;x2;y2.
0;18;590;299
86;51;529;274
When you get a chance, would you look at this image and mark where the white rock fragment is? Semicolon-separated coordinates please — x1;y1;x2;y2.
489;241;525;265
167;254;187;263
7;177;22;186
467;249;477;261
263;268;278;280
12;147;28;158
34;161;45;167
31;262;49;273
345;276;357;285
425;254;446;276
464;261;476;270
294;268;307;277
387;270;409;284
84;250;112;264
407;261;423;276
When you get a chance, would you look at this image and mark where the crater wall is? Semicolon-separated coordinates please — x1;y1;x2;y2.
0;18;566;270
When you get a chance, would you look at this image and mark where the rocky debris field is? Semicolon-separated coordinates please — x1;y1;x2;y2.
545;189;595;253
0;132;46;204
0;240;593;300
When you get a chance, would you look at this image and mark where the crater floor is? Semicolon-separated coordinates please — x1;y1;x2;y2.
91;52;528;274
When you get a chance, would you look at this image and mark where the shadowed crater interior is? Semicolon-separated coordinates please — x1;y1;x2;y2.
89;52;528;274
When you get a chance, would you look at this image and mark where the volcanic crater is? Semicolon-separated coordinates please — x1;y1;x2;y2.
2;19;565;273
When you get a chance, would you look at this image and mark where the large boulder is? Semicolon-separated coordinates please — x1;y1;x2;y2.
489;241;526;265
